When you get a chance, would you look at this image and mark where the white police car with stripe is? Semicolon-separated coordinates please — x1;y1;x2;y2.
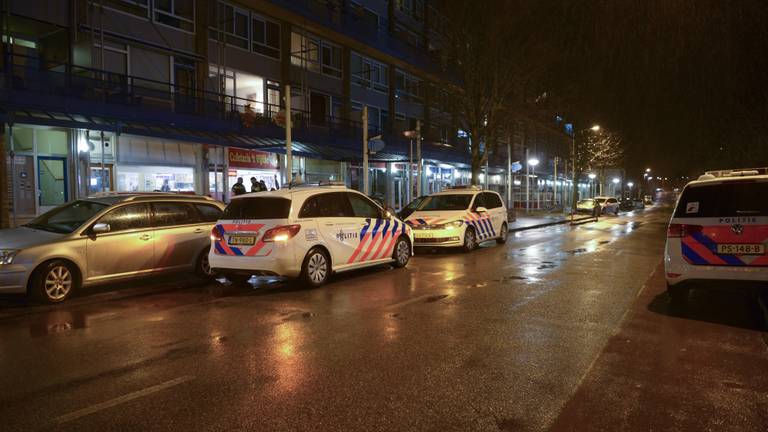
209;183;413;287
405;187;508;252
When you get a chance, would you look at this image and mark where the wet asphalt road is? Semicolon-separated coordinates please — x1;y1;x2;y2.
0;206;766;431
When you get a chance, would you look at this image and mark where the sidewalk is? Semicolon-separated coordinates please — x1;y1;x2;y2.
508;210;594;232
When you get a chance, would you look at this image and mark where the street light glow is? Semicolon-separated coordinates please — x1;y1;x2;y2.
612;178;620;184
588;173;597;179
591;125;600;131
528;158;540;166
645;168;651;173
627;182;634;187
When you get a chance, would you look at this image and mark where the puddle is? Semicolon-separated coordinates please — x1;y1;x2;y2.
566;248;588;255
537;264;557;269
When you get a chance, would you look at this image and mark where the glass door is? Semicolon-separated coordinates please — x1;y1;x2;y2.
38;156;68;212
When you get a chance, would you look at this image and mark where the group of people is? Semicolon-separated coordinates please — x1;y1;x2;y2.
231;175;279;196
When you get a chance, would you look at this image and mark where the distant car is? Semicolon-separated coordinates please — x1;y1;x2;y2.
576;199;598;214
619;198;635;211
665;169;768;302
0;194;224;303
398;196;426;220
404;187;508;252
594;196;620;215
209;184;413;287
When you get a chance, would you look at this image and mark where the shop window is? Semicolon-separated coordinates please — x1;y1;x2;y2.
9;126;33;152
155;0;194;32
97;204;152;232
36;129;68;155
252;14;280;59
117;166;195;192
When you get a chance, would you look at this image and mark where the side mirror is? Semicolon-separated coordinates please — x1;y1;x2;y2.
385;206;397;219
92;223;111;234
475;206;488;213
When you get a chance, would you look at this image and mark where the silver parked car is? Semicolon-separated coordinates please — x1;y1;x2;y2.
0;194;224;303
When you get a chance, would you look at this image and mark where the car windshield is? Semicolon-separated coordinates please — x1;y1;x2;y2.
222;197;291;219
404;197;425;211
25;200;109;234
594;198;607;204
673;181;768;217
418;194;473;211
578;199;595;206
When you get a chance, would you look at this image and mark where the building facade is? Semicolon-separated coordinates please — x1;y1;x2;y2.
1;0;571;227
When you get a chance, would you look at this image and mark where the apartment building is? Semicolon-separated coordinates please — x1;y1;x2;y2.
0;0;567;227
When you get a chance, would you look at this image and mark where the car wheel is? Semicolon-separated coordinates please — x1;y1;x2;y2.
301;247;331;287
32;260;78;304
496;223;508;244
195;247;215;280
667;282;689;305
462;227;478;253
392;236;411;268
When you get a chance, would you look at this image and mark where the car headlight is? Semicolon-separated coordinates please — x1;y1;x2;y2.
447;220;464;229
0;250;19;265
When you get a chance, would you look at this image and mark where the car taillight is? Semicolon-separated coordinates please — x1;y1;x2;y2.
667;223;702;238
210;226;223;242
262;224;301;242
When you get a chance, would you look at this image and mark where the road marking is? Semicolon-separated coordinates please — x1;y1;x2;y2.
55;375;195;424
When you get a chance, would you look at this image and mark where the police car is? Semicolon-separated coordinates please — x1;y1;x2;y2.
209;183;413;287
405;186;508;252
665;168;768;302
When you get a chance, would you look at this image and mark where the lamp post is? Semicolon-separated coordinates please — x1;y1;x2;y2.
527;157;539;212
588;173;597;197
627;181;635;199
612;177;620;196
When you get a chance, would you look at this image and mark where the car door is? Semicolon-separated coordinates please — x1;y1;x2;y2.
309;192;361;266
485;192;506;235
151;201;205;271
85;203;154;281
470;193;494;240
346;192;396;265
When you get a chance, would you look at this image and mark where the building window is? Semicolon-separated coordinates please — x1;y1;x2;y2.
395;70;423;101
291;32;341;78
210;2;249;50
104;0;149;18
351;52;388;92
350;1;380;29
154;0;194;32
266;80;281;117
396;0;424;22
252;14;280;59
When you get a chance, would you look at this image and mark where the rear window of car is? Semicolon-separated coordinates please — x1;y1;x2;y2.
222;197;291;219
674;181;768;218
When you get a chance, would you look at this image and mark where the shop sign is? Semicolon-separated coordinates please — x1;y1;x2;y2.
228;148;278;169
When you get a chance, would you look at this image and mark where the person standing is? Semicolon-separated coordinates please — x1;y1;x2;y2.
250;177;260;193
232;177;246;196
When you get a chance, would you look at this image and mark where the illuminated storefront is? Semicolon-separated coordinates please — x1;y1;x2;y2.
226;147;280;191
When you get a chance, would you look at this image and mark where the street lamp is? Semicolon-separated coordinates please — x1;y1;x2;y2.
588;173;597;197
645;168;651;173
526;157;540;212
612;177;620;196
627;181;634;198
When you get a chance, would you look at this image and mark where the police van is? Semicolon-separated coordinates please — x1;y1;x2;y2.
665;168;768;301
209;184;413;287
404;186;508;252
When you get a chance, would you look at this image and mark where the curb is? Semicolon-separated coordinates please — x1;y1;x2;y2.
508;216;595;233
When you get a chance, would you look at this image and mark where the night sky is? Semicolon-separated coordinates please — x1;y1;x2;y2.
524;0;768;178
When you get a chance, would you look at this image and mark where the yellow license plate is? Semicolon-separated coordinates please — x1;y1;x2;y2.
229;236;256;246
414;232;435;238
716;244;765;255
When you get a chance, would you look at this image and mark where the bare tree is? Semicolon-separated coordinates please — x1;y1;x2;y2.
440;1;559;184
571;130;624;209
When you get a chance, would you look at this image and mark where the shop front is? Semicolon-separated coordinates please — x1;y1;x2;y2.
113;134;202;194
226;147;280;193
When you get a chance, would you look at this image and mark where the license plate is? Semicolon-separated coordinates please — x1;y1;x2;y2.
414;232;435;239
716;244;765;255
229;235;256;246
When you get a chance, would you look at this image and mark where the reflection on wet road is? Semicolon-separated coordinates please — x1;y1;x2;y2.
0;207;765;431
